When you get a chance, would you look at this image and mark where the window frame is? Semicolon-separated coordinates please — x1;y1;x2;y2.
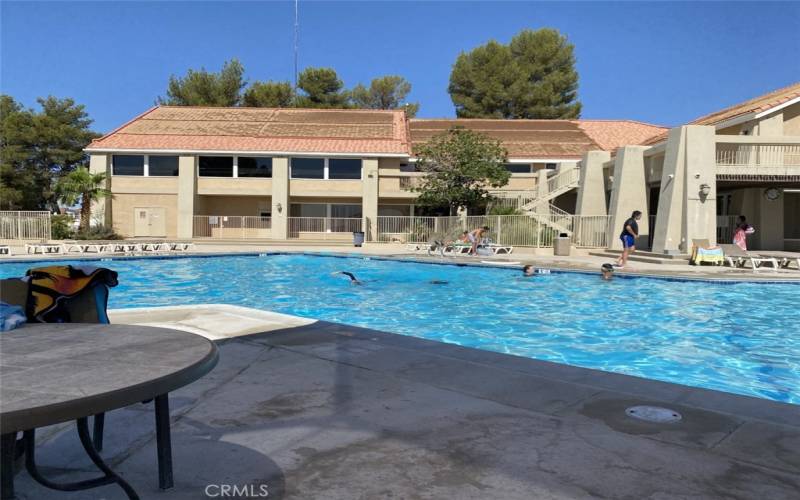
198;156;235;178
290;157;362;180
236;156;273;178
111;155;146;177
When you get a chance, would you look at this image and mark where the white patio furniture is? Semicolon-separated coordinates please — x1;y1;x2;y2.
0;245;10;255
25;243;63;255
719;244;779;271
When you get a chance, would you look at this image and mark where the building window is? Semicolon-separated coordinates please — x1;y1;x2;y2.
290;203;327;217
505;164;531;174
199;156;234;177
331;204;362;218
112;155;144;176
238;157;272;178
148;156;179;176
379;205;411;217
291;157;361;179
329;159;362;179
290;158;325;179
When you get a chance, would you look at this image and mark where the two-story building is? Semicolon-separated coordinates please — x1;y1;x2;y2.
85;106;664;242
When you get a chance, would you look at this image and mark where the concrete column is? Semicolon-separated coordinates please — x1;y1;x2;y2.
362;158;379;241
682;125;718;248
271;157;289;239
652;128;687;254
535;169;550;214
606;146;649;250
177;156;196;239
575;151;610;215
89;154;111;226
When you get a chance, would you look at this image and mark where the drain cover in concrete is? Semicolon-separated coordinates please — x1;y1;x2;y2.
625;406;682;423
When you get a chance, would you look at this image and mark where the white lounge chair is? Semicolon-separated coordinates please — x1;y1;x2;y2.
169;242;194;252
25;243;63;255
719;244;779;271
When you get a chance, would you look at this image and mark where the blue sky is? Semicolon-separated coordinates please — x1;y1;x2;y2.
1;1;798;133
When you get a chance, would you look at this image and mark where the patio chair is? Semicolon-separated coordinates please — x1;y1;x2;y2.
0;267;118;453
690;239;724;266
719;244;779;271
0;245;9;255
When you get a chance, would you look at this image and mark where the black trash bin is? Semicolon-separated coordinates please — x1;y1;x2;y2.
353;231;365;247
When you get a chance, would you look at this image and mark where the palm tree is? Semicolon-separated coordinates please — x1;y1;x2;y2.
54;167;112;232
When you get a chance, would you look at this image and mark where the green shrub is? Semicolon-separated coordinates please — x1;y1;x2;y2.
72;224;122;240
50;214;75;240
488;205;522;215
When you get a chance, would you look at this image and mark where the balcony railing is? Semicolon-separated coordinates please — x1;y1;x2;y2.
193;216;271;239
715;138;800;181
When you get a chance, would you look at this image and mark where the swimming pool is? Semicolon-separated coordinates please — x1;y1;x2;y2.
2;254;799;404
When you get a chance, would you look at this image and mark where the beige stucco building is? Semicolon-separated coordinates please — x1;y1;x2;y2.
85;107;662;242
572;82;800;252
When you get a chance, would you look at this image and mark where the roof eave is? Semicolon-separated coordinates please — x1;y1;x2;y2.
83;146;411;158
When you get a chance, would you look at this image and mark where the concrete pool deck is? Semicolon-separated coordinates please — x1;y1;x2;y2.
11;306;800;499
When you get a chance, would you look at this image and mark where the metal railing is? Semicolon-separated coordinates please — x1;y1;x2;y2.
716;215;739;244
288;217;362;239
0;211;52;241
376;214;609;248
716;144;800;180
193;216;272;239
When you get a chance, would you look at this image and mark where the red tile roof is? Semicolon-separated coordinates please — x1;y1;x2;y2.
86;106;411;156
409;119;666;159
87;106;667;159
643;82;800;145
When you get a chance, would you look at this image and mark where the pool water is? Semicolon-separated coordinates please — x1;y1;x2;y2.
2;254;799;404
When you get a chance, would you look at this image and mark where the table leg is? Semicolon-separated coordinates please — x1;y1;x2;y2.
1;433;15;500
93;413;105;451
154;394;173;489
23;420;139;499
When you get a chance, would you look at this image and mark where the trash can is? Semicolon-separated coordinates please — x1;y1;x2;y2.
353;231;365;247
553;233;571;256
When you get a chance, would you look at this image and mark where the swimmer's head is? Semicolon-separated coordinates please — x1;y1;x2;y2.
523;265;535;276
601;263;614;280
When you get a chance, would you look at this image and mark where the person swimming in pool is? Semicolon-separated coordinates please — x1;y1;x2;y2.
522;265;536;277
332;271;363;285
601;263;614;281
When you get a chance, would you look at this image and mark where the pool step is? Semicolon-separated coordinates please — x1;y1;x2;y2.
589;250;690;265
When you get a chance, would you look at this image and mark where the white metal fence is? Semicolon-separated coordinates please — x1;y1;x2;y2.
288;217;362;240
376;215;610;248
193;216;272;239
0;211;52;241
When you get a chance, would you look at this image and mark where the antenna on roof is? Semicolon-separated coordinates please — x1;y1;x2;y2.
293;0;299;91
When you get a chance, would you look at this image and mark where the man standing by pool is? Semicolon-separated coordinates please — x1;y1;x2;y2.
616;210;642;269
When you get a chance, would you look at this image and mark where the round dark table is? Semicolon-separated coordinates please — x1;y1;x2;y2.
0;323;219;499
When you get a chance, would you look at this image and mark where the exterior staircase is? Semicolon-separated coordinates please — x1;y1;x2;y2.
491;166;581;235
